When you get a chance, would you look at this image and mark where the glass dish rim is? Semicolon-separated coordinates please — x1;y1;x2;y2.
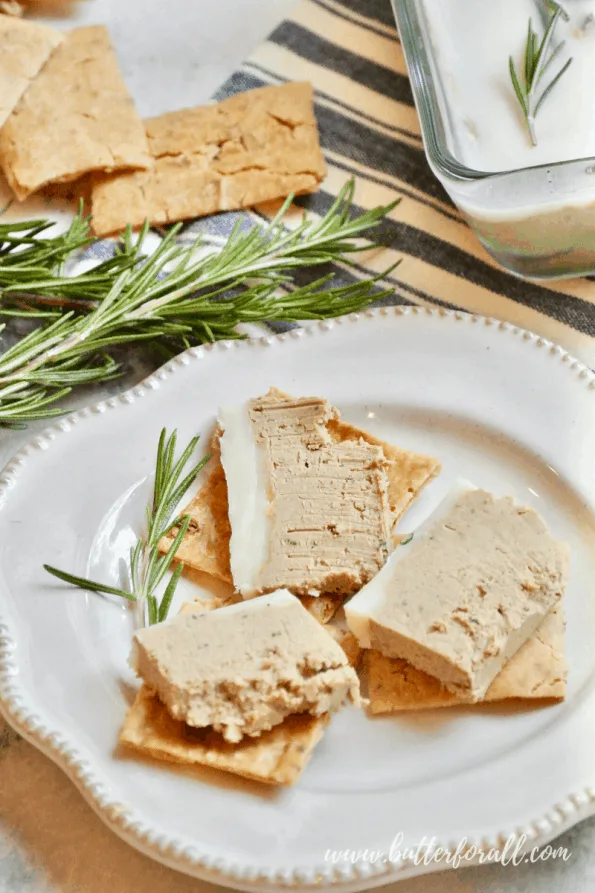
392;0;595;184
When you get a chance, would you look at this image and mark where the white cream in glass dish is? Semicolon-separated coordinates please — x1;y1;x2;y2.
393;0;595;279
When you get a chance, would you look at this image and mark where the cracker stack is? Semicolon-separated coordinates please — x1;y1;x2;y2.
0;18;326;229
119;391;567;787
0;26;151;199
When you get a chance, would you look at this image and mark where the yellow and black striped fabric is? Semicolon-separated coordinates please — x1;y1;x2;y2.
210;0;595;364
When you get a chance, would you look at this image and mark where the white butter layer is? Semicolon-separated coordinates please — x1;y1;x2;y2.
345;480;477;647
423;0;595;174
218;403;271;598
422;0;595;222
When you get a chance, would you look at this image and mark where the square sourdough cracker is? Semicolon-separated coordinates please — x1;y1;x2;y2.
159;390;440;623
0;25;151;200
119;685;329;786
166;428;233;585
366;604;566;714
90;82;327;235
119;598;363;785
300;593;345;625
0;16;62;127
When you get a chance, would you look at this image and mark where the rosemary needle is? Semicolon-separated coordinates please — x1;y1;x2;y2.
0;180;398;427
542;0;569;23
44;428;209;626
509;8;573;147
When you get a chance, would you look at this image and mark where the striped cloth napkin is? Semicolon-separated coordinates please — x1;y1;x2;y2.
197;0;595;366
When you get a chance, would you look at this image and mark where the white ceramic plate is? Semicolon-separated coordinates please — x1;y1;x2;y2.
2;307;595;892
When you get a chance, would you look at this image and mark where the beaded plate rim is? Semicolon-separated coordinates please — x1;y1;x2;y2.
1;306;594;892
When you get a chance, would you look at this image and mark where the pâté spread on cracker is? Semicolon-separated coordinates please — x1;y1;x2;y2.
10;18;568;790
115;388;569;787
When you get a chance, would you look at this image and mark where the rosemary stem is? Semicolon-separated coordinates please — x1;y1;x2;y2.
0;179;396;425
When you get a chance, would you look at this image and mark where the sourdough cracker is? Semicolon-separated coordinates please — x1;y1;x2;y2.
326;625;363;668
119;685;329;786
160;389;440;617
0;25;151;200
163;429;233;584
327;418;441;523
0;2;23;15
0;15;62;127
366;604;566;714
300;593;344;625
91;82;326;235
177;594;236;615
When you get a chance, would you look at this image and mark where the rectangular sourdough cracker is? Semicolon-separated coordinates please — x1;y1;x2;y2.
0;16;62;128
0;26;151;200
366;604;566;713
90;82;326;235
346;482;568;701
120;685;329;786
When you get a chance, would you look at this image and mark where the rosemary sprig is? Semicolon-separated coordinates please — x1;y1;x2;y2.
0;181;397;426
509;9;573;147
0;207;139;296
44;428;208;626
541;0;569;23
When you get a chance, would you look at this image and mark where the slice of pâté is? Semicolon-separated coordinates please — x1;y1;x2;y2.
130;590;361;743
120;593;365;785
160;388;440;617
365;603;566;712
347;482;568;701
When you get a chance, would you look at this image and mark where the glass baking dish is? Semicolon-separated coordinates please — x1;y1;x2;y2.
392;0;595;280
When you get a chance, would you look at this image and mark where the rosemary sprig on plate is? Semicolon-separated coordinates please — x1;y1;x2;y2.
509;8;573;147
0;180;397;427
44;428;208;626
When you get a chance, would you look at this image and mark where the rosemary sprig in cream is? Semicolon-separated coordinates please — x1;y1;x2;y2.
44;428;208;626
542;0;569;22
509;8;573;147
